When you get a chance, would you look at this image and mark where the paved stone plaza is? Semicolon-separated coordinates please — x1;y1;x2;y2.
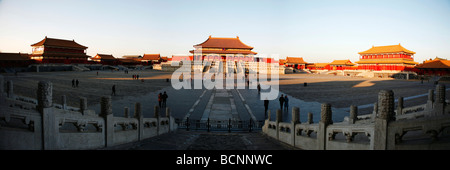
3;70;450;150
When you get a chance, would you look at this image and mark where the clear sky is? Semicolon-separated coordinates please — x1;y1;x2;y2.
0;0;449;63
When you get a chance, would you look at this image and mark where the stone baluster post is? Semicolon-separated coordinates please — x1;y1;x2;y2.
349;105;357;124
426;89;434;111
37;81;53;112
292;107;300;124
155;105;160;135
124;107;129;118
0;75;4;97
372;102;378;120
318;103;332;150
134;102;143;141
276;109;282;140
38;81;56;149
432;84;446;116
61;95;67;110
307;112;313;124
79;97;87;115
100;96;114;147
374;90;394;150
291;107;300;146
166;107;172;132
397;97;404;116
7;80;14;98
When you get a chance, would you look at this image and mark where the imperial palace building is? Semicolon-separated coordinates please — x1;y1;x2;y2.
188;36;281;74
356;44;418;71
30;36;90;64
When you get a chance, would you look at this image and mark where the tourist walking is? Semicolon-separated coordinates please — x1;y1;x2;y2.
264;99;269;119
162;91;168;108
279;94;285;110
158;93;162;108
76;79;79;88
284;95;289;112
72;79;75;88
112;85;116;96
257;83;261;94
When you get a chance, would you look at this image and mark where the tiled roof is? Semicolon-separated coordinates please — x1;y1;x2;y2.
0;53;30;61
123;55;142;59
194;36;254;49
356;58;418;65
358;44;415;55
311;63;329;67
416;59;450;69
30;52;90;58
93;54;115;60
285;57;308;64
171;55;193;61
31;36;88;49
142;54;160;61
329;60;355;66
119;58;140;63
189;49;257;54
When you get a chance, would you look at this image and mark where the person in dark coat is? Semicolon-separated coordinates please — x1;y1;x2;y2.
158;93;162;108
162;91;168;108
76;79;79;88
279;94;285;110
264;99;269;119
72;79;75;88
284;95;289;112
257;83;261;94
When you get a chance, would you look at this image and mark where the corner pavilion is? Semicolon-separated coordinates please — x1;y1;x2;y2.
30;36;90;64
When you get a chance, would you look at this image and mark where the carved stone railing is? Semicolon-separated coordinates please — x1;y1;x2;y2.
263;85;450;150
0;79;178;150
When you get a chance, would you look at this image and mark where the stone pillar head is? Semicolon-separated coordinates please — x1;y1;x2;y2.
154;105;160;118
320;103;332;125
134;103;141;118
80;97;87;113
436;84;446;103
100;96;112;116
37;81;53;110
166;107;171;117
7;80;14;98
428;89;434;102
377;90;394;121
124;107;129;118
292;107;300;124
276;109;282;123
307;112;313;124
349;105;358;124
0;75;4;94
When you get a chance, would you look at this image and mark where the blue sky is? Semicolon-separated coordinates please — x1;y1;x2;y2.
0;0;449;63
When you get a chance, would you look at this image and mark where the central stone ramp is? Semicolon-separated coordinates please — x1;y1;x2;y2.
110;131;293;150
201;88;239;122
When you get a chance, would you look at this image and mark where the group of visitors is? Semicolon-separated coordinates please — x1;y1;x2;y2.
71;79;79;88
158;91;169;108
132;74;140;80
263;94;290;119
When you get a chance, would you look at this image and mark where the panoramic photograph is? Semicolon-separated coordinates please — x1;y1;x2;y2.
1;0;449;167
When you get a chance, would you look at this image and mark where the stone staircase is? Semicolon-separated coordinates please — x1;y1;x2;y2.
72;65;90;71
